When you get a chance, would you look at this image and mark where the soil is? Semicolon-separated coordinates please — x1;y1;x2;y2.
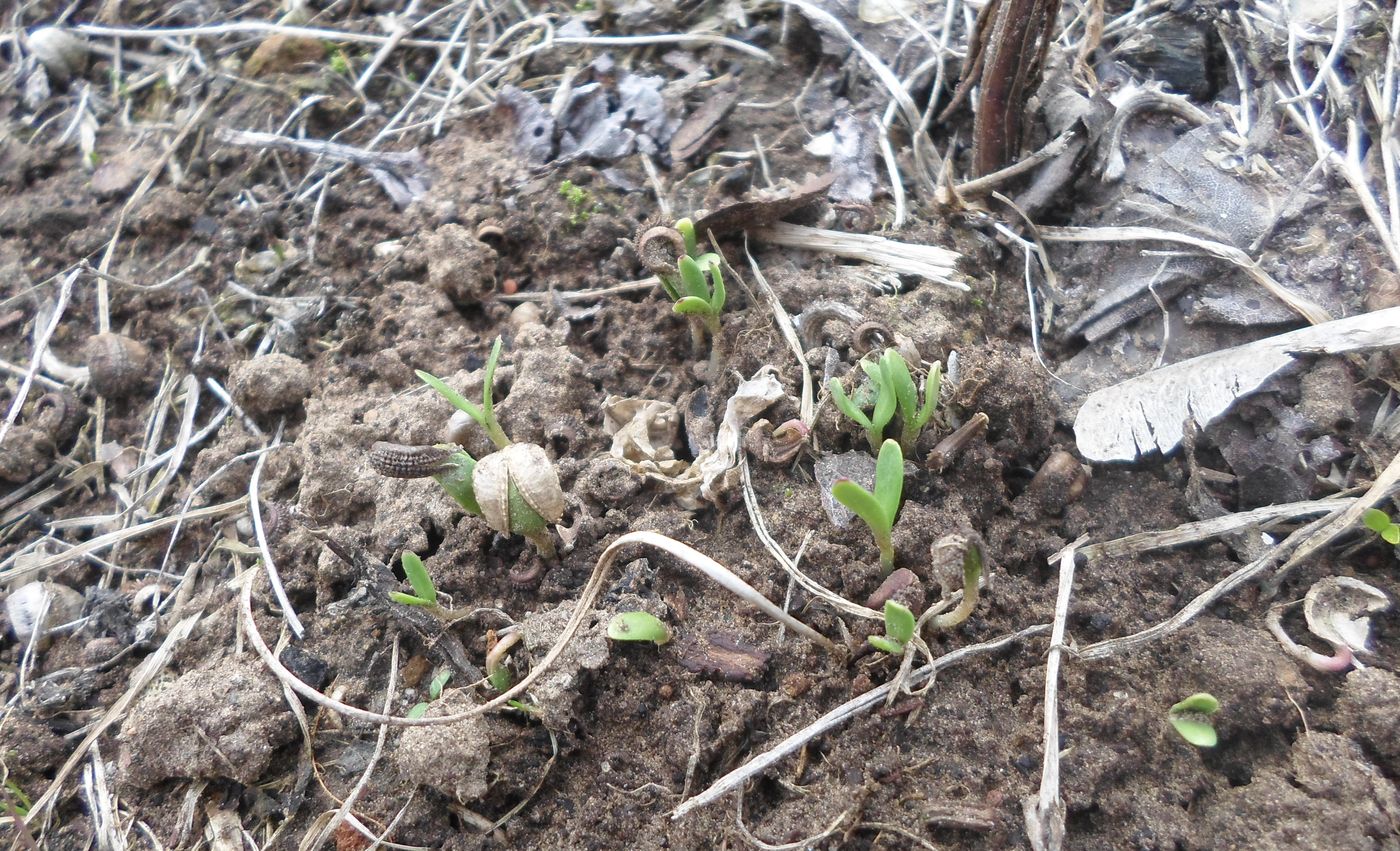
3;2;1400;850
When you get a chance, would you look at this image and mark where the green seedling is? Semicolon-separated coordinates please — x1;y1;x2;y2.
831;439;904;575
559;179;594;227
655;218;726;371
417;336;511;451
406;669;452;719
867;600;916;655
607;611;672;645
486;629;521;692
3;779;31;819
829;348;940;454
1168;692;1219;748
1363;508;1400;545
390;551;438;607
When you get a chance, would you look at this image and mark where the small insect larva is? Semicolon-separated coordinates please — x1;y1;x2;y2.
367;442;453;478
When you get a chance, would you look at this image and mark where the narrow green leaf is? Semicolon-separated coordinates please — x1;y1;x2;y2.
657;273;681;301
488;666;513;692
867;635;905;655
883;600;916;644
1169;716;1218;747
673;296;714;316
882;351;918;422
406;702;430;720
829;379;873;430
677;217;697;258
1364;508;1393;534
873;439;904;523
870;375;897;433
416;370;484;424
388;591;433;606
832;479;889;540
708;261;725;314
401;552;437;605
914;362;942;429
482;337;503;417
679;256;709;300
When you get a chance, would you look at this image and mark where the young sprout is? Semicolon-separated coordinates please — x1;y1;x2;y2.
925;539;984;630
390;551;439;607
831;439;904;574
407;669;453;719
1363;508;1400;545
653;218;726;371
486;630;522;692
417;337;510;451
1168;693;1219;748
829;348;941;454
607;611;671;645
867;600;916;655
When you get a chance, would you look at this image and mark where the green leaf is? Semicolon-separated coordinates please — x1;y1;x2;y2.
677;217;697;259
482;337;502;418
1385;526;1400;545
607;611;672;644
708;261;725;314
401;552;437;605
433;451;481;516
867;635;905;655
1364;508;1394;535
881;351;918;422
832;479;889;539
388;591;433;606
1169;715;1218;748
657;273;681;301
406;702;430;720
1170;692;1219;715
673;295;714;316
488;665;513;692
679;256;710;300
963;542;984;589
870;374;897;433
873;439;904;523
416;370;484;424
428;670;452;701
914;362;942;429
829;379;873;429
883;600;915;645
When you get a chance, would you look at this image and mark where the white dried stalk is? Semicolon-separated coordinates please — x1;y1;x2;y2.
249;428;303;638
1024;544;1078;851
756;222;967;291
743;239;814;427
0;268;78;446
671;623;1050;819
242;531;832;728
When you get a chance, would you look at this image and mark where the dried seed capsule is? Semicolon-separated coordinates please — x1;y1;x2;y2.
368;442;453;478
472;443;565;558
85;332;152;399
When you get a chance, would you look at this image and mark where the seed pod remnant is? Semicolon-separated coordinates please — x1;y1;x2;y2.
85;332;153;399
472;443;565;559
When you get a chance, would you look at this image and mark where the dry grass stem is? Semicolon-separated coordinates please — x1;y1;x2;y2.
756;222;966;291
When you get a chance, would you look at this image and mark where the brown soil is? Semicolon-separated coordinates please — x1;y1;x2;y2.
3;3;1400;850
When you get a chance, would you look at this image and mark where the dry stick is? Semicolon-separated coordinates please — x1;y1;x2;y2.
302;638;401;851
743;237;814;428
0;268;78;447
1075;509;1342;662
355;0;423;93
1037;225;1332;326
1024;543;1078;851
1265;447;1400;595
0;498;247;584
25;612;202;827
249;427;304;638
671;623;1051;820
242;531;832;728
1068;496;1358;562
952;128;1079;199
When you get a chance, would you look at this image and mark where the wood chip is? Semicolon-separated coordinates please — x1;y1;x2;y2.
677;632;771;683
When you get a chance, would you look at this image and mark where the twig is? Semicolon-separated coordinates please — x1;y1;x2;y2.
0;269;78;447
671;624;1050;819
249;427;304;638
743;237;813;427
1023;542;1078;851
